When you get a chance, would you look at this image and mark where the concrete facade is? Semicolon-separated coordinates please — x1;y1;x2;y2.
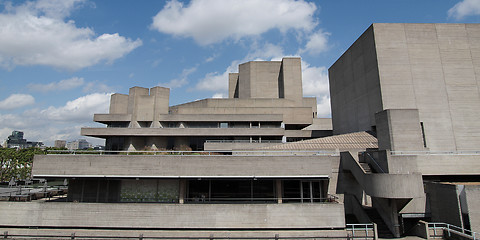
330;23;480;152
329;23;480;237
17;57;348;236
85;57;326;151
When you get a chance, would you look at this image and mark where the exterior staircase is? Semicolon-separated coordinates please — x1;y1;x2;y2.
364;206;394;238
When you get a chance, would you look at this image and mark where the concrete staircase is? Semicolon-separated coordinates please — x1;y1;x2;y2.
364;206;394;238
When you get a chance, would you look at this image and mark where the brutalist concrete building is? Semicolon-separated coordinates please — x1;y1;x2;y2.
330;23;480;237
2;23;480;239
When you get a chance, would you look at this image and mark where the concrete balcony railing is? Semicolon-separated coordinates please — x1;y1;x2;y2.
32;154;335;179
0;202;345;229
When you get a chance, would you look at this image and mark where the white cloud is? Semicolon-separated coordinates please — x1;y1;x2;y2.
0;0;142;71
28;77;84;92
0;94;35;110
316;95;331;118
159;67;197;89
301;61;330;117
0;93;111;146
82;81;114;93
448;0;480;20
151;0;317;45
212;93;227;98
302;63;329;98
298;30;330;55
32;93;111;122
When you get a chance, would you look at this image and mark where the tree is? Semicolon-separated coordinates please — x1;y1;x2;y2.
0;148;46;182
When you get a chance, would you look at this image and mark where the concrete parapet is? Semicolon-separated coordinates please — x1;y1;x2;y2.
32;154;335;179
0;202;345;229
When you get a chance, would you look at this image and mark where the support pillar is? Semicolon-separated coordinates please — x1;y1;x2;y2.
179;179;186;204
276;180;283;203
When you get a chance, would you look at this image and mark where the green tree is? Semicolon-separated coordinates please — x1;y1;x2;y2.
0;147;46;182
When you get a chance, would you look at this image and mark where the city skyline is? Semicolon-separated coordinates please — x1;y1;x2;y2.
1;0;480;146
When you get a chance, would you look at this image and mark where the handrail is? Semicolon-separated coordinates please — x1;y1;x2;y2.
346;223;376;239
364;152;386;173
205;140;282;143
391;150;480;155
46;150;339;156
428;222;478;239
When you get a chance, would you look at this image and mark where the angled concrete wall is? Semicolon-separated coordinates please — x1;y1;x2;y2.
329;23;480;152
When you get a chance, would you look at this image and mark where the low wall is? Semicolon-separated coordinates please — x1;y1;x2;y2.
33;155;334;178
0;202;345;229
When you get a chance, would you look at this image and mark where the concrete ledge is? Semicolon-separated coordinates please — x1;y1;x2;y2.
392;154;480;175
81;127;285;137
0;228;350;239
32;155;335;178
0;202;345;229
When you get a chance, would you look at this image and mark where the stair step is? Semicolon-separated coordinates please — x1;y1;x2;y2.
359;162;372;173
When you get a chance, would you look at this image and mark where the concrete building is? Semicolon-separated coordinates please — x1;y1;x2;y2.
3;130;43;149
54;140;66;149
3;24;480;239
82;57;331;152
1;57;354;239
66;139;91;150
329;23;480;236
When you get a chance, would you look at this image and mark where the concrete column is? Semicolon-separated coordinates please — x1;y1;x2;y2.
276;180;283;204
179;179;186;204
146;137;167;150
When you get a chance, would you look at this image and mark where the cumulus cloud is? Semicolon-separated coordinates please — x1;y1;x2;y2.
0;94;35;110
151;0;317;45
0;0;142;71
30;92;111;122
301;61;330;117
159;67;197;89
28;77;84;92
212;93;227;98
448;0;480;20
298;30;330;55
82;81;115;93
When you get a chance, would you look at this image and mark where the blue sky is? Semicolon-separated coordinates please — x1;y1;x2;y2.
1;0;480;146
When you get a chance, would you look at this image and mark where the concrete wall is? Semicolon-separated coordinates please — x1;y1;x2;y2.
32;155;335;178
390;154;480;175
465;185;480;233
228;73;239;98
425;182;463;227
330;23;480;152
282;58;303;102
0;202;345;229
329;25;382;135
375;109;425;151
109;94;128;114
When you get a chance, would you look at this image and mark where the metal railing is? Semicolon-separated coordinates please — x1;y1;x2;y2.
184;195;338;203
46;150;339;156
391;150;480;155
428;222;479;239
205;140;282;143
346;223;376;239
363;152;385;173
1;224;374;239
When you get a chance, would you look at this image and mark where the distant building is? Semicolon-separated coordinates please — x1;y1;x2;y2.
4;130;43;149
66;139;91;150
54;140;66;148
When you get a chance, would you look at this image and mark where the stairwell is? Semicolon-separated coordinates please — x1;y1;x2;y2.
364;206;394;238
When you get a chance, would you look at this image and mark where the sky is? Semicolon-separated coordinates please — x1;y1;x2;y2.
1;0;480;146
